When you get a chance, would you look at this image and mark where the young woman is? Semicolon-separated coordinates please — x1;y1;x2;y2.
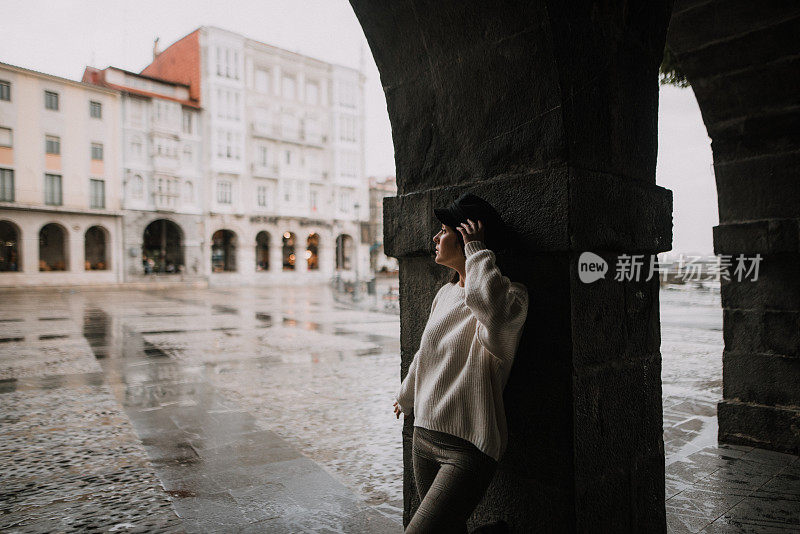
392;193;529;533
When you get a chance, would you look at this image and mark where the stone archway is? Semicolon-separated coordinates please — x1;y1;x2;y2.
282;232;296;271
0;220;21;272
666;0;800;455
335;234;353;271
84;225;109;271
256;231;270;271
307;233;320;270
349;1;673;530
39;223;69;271
143;219;184;274
211;229;237;272
349;0;798;530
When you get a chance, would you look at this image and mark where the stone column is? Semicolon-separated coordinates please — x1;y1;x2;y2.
669;0;800;454
352;1;673;531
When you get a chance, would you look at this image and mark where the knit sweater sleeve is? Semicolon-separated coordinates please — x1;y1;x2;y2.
394;289;442;415
464;240;529;362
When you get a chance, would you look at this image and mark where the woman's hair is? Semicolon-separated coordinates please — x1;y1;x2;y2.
449;225;465;284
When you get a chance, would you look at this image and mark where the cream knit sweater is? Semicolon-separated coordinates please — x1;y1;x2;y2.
394;240;529;462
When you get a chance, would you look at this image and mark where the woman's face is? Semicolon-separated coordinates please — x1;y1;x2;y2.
433;223;464;266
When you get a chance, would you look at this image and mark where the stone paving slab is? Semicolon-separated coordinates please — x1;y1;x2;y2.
0;338;101;380
0;384;183;533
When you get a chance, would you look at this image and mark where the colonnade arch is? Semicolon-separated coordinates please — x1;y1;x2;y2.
0;220;21;272
349;0;798;530
39;223;68;272
84;226;109;271
211;229;237;272
667;0;800;456
335;234;353;271
142;219;184;274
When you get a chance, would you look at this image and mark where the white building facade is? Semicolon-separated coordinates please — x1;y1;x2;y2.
143;26;369;287
0;62;123;287
83;67;205;282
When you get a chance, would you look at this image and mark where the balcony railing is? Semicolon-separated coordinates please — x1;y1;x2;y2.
251;121;327;146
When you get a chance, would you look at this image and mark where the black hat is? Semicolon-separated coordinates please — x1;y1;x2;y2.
434;192;508;250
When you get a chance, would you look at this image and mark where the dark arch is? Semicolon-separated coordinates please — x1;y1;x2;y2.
667;1;800;455
0;220;21;272
84;225;109;270
306;233;320;270
335;234;352;270
349;1;674;530
282;231;296;271
143;219;184;274
39;223;69;271
211;229;237;272
256;231;270;271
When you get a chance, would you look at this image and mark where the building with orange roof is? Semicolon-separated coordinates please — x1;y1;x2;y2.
83;66;205;282
140;26;368;287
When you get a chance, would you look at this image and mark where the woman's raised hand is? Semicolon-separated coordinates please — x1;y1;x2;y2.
393;401;407;419
457;218;484;244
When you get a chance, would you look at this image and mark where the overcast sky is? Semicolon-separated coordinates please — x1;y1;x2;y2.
2;0;717;255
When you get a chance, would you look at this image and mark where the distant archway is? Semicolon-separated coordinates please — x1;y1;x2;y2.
335;234;353;270
282;231;296;271
0;220;21;272
256;231;270;271
84;225;109;270
39;223;68;271
307;233;320;270
142;219;184;274
211;229;237;272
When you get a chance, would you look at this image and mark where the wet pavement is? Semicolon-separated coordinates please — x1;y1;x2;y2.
0;282;797;533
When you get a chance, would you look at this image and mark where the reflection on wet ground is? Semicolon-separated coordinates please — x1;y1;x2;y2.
0;283;796;533
660;286;799;533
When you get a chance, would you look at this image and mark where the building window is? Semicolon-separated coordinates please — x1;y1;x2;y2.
257;185;267;207
285;150;292;165
183;145;193;163
338;81;356;108
182;110;193;134
255;69;270;93
339;189;350;212
217;180;232;204
45;90;59;111
310;189;318;211
90;179;105;209
282;76;296;100
259;146;268;167
89;101;102;118
0;127;11;147
45;135;61;155
0;168;13;202
130;174;144;200
45;173;62;205
131;137;143;157
0;80;10;101
184;181;194;203
216;46;239;80
340;151;358;178
305;82;319;106
91;143;104;161
339;116;356;142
